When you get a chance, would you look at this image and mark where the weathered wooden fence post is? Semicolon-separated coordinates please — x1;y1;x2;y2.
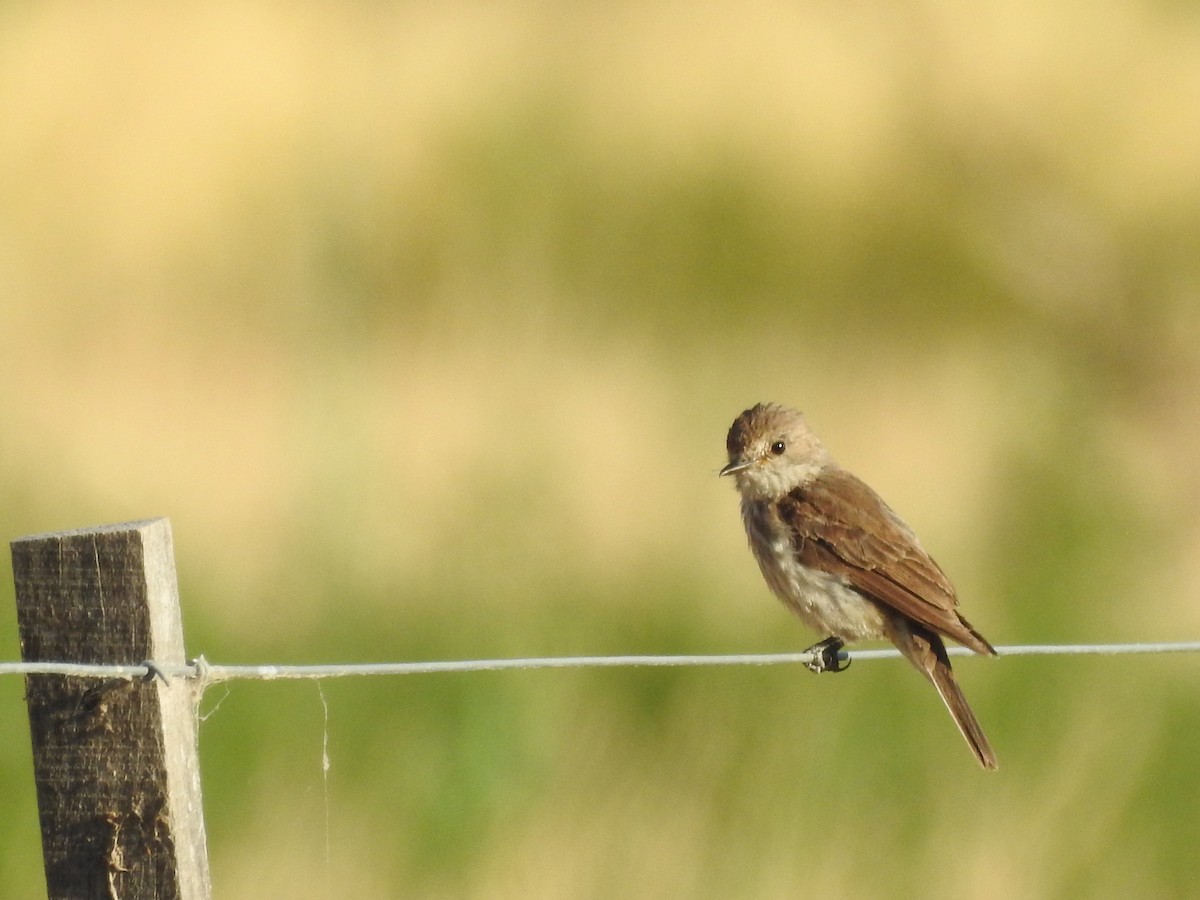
11;518;211;900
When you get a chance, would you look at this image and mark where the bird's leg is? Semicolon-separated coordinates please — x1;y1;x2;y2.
803;636;850;674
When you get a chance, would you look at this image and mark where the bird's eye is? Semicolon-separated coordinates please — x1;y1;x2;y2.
770;440;786;455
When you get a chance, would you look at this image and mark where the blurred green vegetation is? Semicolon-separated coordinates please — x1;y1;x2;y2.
2;1;1200;897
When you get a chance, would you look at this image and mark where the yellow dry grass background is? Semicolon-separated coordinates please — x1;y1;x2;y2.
2;1;1200;897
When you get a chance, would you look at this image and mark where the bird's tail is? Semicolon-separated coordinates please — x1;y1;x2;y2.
892;622;998;770
927;648;998;770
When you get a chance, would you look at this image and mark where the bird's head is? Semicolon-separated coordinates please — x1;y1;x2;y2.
720;403;832;500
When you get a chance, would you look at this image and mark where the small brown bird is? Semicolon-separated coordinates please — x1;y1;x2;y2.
721;402;998;769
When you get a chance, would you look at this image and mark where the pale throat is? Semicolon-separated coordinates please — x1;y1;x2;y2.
733;459;823;502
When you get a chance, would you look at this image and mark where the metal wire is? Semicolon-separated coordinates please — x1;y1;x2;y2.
2;641;1198;685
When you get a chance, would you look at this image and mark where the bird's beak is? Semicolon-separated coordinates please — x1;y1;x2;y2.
719;459;754;477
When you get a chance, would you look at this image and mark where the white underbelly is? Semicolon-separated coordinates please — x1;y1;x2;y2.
745;502;887;642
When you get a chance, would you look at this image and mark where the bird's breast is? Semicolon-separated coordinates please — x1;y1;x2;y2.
740;498;887;642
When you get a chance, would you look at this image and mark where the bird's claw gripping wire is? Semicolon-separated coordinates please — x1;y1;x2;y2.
803;637;851;674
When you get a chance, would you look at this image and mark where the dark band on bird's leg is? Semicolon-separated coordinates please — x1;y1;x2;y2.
803;636;850;673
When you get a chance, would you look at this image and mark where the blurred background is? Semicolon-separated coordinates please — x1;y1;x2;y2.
2;1;1199;897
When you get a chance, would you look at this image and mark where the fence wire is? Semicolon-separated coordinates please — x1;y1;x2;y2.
1;641;1199;685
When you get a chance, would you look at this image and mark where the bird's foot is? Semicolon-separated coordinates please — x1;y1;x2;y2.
803;637;850;674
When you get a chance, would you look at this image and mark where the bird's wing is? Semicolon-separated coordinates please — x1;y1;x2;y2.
778;468;994;654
